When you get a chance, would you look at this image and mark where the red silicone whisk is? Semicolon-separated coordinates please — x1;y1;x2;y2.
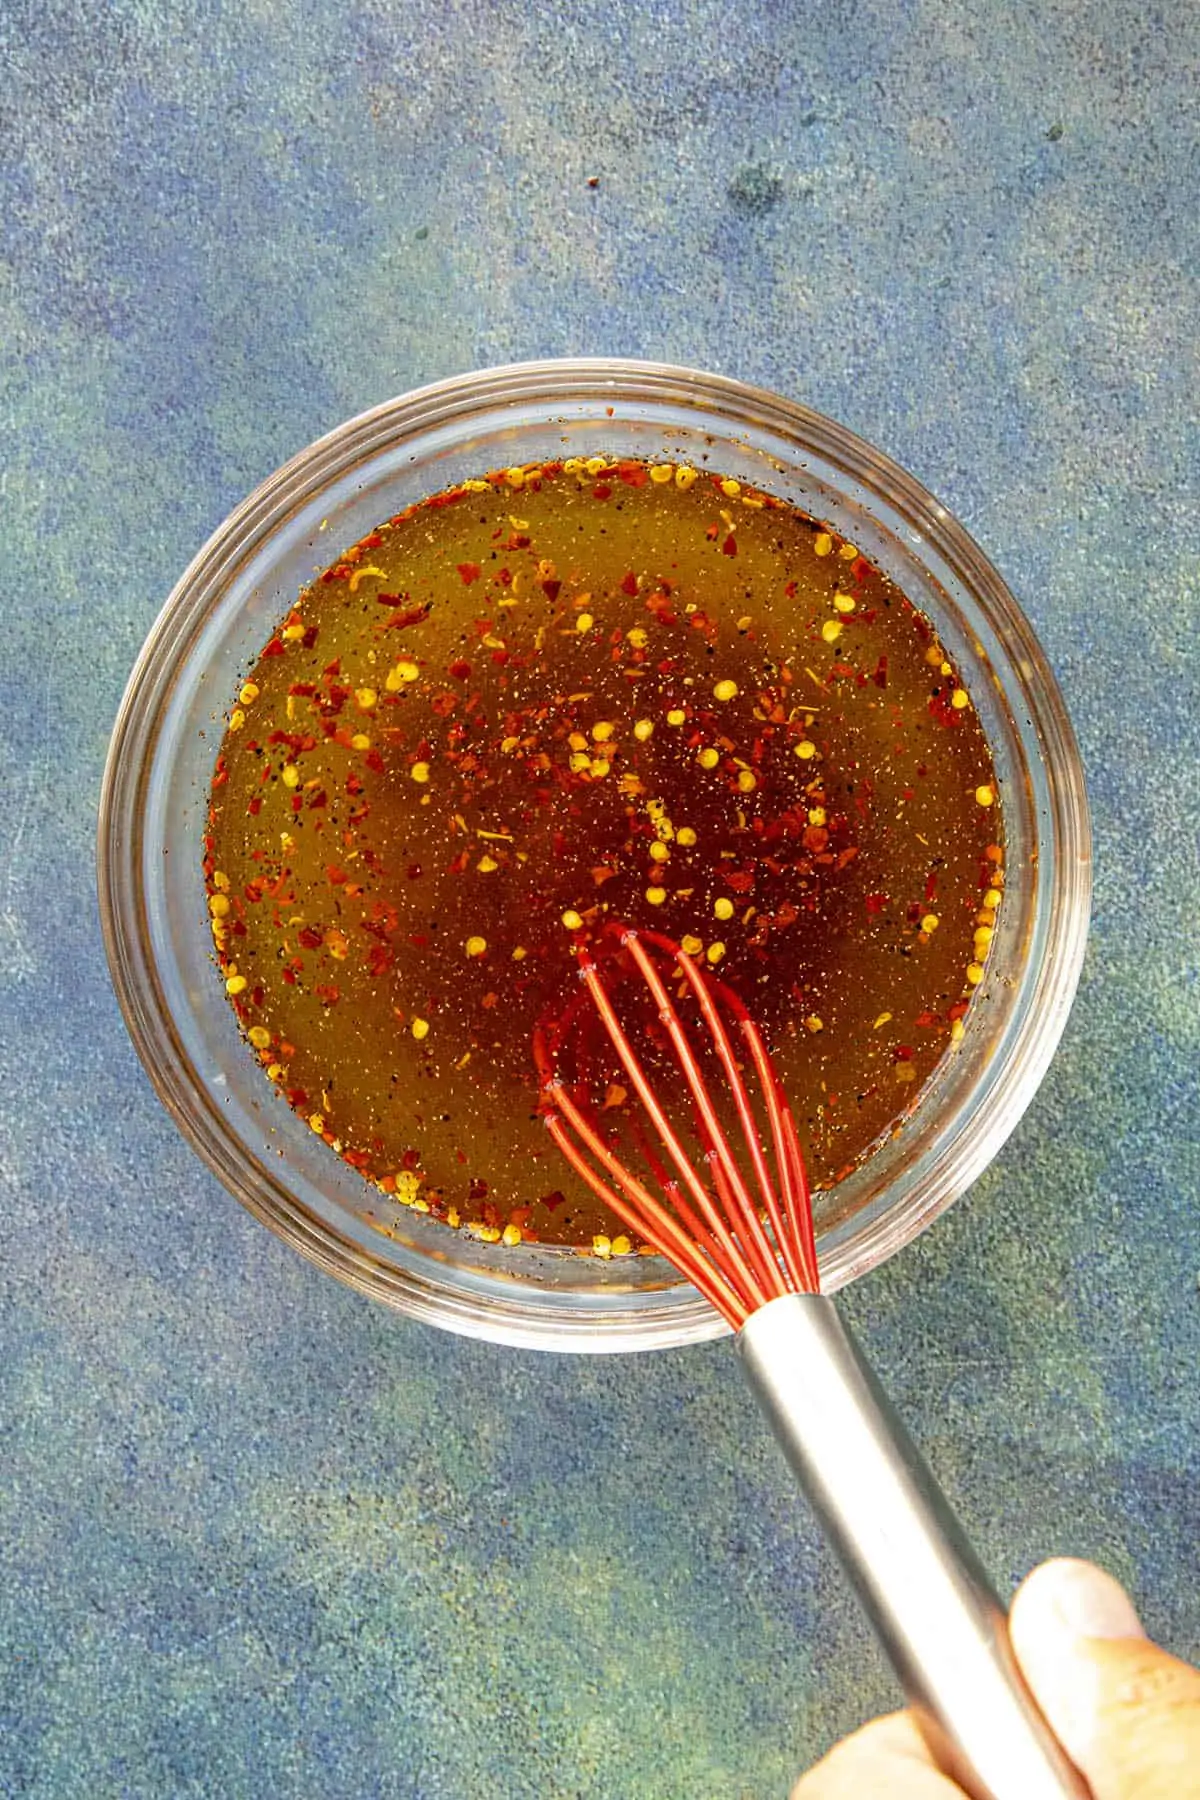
536;925;1090;1800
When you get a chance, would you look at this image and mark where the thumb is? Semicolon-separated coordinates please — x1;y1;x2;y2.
1010;1558;1200;1800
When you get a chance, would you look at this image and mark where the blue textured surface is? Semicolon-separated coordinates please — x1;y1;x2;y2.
2;2;1198;1794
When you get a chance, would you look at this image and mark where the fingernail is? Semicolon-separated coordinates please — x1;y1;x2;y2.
1020;1558;1145;1643
1010;1560;1148;1773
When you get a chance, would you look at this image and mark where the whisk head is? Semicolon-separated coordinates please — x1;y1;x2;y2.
534;924;821;1329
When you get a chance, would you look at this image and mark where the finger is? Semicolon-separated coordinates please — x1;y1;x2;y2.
1011;1557;1200;1800
792;1710;964;1798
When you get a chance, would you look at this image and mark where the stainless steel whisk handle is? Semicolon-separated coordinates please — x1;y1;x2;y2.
737;1294;1092;1800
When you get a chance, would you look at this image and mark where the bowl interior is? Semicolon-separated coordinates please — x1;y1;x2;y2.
98;361;1090;1351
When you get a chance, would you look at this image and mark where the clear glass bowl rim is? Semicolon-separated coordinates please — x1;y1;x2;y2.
97;357;1092;1352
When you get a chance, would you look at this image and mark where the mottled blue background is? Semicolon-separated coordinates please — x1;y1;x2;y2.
2;1;1197;1794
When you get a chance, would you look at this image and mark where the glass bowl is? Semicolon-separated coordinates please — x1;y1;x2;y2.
97;359;1091;1352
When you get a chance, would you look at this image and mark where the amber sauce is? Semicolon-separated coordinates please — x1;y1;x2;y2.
204;458;1004;1249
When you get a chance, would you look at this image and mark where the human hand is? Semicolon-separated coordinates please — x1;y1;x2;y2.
792;1558;1200;1799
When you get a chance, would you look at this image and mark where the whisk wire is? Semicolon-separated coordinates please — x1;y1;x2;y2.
543;1100;750;1325
625;1114;731;1264
664;939;801;1296
777;1099;819;1286
576;948;767;1309
602;938;779;1304
538;928;822;1321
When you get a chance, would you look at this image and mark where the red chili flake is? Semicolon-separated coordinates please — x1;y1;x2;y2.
365;749;386;775
366;944;394;978
314;984;340;1005
261;637;285;658
851;556;872;584
362;904;400;941
872;656;889;688
592;483;612;500
865;892;889;915
468;1177;489;1201
447;849;471;876
443;658;470;682
381;602;431;632
802;825;829;852
247;796;262;816
290;794;303;813
915;1010;940;1028
784;580;798;599
406;864;423;881
722;534;738;557
704;522;720;541
928;694;960;728
288;682;317;697
541;1190;567;1212
894;1045;914;1061
302;625;320;648
924;872;938;903
286;1088;309;1107
456;562;482;585
327;866;348;885
620;570;639;596
617;461;648;487
360;533;384;549
280;967;296;985
297;926;324;950
306;789;328;809
906;901;924;923
212;757;229;789
541;578;561;603
947;1000;970;1022
426;488;466;510
401;1148;422;1170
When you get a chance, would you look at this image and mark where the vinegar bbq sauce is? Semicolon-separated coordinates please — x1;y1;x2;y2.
204;458;1004;1249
